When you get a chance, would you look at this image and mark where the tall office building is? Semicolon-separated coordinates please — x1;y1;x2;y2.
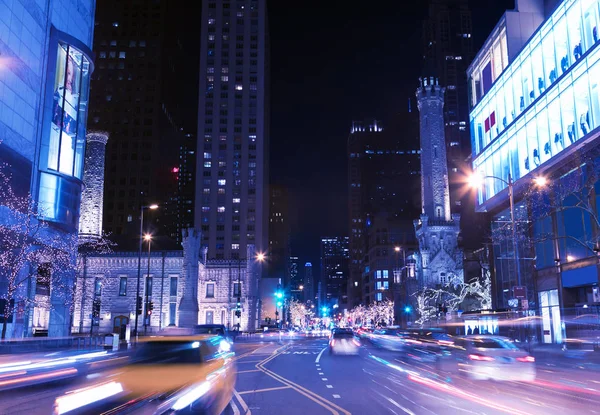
268;185;290;282
320;237;350;311
90;1;199;247
196;0;270;261
423;0;476;242
304;262;314;303
347;119;421;307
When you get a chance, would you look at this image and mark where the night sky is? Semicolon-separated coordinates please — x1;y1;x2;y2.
267;0;514;268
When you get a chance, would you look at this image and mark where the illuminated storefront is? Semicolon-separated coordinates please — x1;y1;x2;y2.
471;0;600;204
468;0;600;342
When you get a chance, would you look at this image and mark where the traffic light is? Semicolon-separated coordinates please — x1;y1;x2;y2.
276;301;283;308
136;296;143;315
148;301;154;314
274;291;283;299
404;306;412;313
235;310;241;318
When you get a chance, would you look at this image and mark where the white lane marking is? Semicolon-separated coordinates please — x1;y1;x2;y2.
384;395;416;415
322;378;328;381
231;399;240;415
333;394;341;399
326;385;333;388
315;347;327;363
318;372;324;375
233;389;251;415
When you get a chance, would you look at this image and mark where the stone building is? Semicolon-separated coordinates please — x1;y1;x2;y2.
72;240;261;334
414;77;464;288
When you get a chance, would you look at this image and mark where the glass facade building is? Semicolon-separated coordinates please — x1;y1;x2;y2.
471;0;600;205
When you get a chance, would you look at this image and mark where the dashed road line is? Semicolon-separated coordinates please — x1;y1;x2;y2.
322;378;328;381
326;385;333;389
237;369;261;374
333;394;341;399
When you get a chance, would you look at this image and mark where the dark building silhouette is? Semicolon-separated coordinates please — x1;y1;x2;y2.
321;237;350;311
90;1;199;249
422;0;480;246
268;185;290;284
347;118;421;307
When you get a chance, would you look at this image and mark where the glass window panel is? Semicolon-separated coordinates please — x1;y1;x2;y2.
542;28;558;88
493;150;502;194
500;29;508;70
47;129;60;171
548;97;565;155
567;3;584;60
517;126;529;176
496;81;506;134
536;105;551;164
508;130;520;180
504;70;515;124
526;114;541;170
493;41;503;80
574;72;591;137
531;42;544;96
513;63;524;116
555;15;570;75
560;86;577;148
589;60;600;128
499;142;509;184
58;132;75;175
38;172;58;220
521;54;534;106
170;276;178;297
582;0;599;50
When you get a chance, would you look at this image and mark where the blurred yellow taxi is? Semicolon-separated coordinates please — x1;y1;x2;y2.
53;335;236;415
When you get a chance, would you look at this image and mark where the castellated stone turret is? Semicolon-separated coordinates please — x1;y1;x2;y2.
414;77;463;288
79;131;109;243
416;77;451;222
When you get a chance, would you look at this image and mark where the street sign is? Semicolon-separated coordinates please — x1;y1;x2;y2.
513;286;527;299
508;298;519;308
521;299;529;310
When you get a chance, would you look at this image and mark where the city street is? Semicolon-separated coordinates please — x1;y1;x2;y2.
229;337;600;415
1;337;600;414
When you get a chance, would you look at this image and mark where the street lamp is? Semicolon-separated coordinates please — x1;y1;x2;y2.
135;204;158;340
468;172;547;290
143;234;152;335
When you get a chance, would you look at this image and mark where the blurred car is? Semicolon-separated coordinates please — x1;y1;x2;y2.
53;335;235;415
403;328;454;361
355;327;374;340
193;324;234;343
437;335;536;382
329;329;360;355
369;328;408;351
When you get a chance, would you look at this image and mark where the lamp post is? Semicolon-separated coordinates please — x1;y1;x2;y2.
143;233;152;335
469;173;546;297
135;204;158;340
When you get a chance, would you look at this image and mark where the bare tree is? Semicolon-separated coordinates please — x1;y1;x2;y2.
0;162;77;339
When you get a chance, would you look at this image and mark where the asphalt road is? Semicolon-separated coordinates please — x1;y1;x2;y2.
2;338;600;414
229;337;600;415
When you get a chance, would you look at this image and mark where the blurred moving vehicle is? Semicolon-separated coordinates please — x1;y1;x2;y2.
369;328;407;351
329;329;360;355
193;324;234;343
53;335;236;415
437;335;536;382
403;328;454;362
355;327;373;340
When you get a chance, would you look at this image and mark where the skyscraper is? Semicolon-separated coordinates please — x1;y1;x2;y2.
90;1;199;247
195;0;270;261
422;0;475;241
304;262;314;303
347;119;421;306
320;237;350;311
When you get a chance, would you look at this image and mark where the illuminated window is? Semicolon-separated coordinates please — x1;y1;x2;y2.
233;198;240;203
218;206;225;213
235;84;243;90
218;179;226;186
204;161;211;168
204;152;212;159
232;243;240;250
